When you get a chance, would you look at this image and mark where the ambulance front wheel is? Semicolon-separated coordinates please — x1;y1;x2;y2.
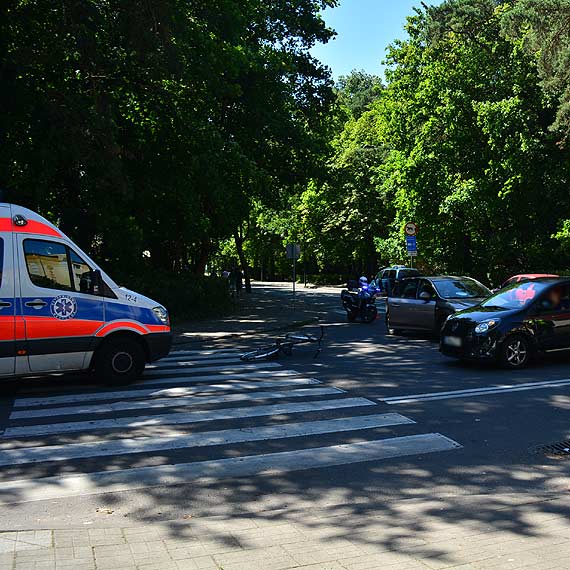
95;336;146;385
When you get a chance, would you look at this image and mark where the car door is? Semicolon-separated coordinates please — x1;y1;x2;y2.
531;284;570;352
18;236;106;373
0;232;16;376
414;279;437;330
389;278;419;327
385;269;397;296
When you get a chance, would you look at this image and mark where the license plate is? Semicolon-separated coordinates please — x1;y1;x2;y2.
443;336;462;347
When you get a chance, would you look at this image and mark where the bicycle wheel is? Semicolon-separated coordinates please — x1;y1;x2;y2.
240;346;281;362
285;333;317;342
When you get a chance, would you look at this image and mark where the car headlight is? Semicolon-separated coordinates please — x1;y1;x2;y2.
153;306;169;325
474;319;500;334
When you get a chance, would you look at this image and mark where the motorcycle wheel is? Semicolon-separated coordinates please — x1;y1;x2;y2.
363;306;378;324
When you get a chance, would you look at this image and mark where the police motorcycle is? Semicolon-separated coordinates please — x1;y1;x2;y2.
341;276;378;324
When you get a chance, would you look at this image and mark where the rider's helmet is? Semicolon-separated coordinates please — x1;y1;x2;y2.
359;276;368;287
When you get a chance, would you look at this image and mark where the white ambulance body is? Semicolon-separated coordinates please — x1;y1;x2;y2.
0;203;171;383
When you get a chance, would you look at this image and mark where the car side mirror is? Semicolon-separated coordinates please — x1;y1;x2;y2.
419;291;432;301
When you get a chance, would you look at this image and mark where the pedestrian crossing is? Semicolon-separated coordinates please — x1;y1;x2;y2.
0;348;462;505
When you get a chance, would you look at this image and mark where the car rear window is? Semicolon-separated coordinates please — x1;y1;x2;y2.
398;269;420;279
433;278;490;299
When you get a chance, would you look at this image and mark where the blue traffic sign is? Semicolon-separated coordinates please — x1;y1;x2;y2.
406;235;417;252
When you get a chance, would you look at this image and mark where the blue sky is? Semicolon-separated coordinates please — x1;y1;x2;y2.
310;0;443;81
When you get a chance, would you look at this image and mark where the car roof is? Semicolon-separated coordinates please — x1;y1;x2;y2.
405;275;474;281
508;273;559;279
517;276;570;284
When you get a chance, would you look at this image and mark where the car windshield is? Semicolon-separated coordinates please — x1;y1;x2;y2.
433;278;490;299
481;280;552;309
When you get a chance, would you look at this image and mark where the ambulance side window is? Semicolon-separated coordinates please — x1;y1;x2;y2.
70;249;92;293
24;239;73;291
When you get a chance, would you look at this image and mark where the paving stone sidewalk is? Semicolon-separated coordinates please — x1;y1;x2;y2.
2;493;570;570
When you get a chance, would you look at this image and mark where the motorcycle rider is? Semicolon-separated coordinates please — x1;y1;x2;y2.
358;276;373;313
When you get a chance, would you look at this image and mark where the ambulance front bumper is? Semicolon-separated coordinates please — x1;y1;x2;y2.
146;332;172;362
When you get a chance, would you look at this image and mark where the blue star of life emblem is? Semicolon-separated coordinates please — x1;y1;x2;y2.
50;295;78;320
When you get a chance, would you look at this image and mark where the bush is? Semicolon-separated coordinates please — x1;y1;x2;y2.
301;273;347;286
119;271;232;322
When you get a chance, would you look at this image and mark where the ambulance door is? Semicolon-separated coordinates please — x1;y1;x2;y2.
17;236;106;373
0;232;16;376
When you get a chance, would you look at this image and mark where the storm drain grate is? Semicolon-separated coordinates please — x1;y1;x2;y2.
532;440;570;458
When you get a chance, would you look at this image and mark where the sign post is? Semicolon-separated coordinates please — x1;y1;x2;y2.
286;244;301;296
404;222;418;267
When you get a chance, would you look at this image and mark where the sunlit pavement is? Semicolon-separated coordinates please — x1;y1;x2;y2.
0;283;570;570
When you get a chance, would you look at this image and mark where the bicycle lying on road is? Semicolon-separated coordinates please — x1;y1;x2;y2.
240;326;324;362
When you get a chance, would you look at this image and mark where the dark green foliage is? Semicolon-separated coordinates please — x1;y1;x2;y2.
1;0;337;280
336;71;384;118
122;272;232;322
502;0;570;143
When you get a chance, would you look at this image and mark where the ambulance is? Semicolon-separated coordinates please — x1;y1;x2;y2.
0;202;171;384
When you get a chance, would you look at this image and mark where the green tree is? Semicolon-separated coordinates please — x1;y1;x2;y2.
375;0;570;282
502;0;570;143
1;0;337;288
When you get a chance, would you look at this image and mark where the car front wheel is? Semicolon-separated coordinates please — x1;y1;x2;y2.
499;335;531;369
95;336;146;385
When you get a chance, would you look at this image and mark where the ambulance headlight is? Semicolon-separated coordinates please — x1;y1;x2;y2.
153;306;169;325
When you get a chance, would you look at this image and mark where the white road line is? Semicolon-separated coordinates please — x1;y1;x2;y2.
143;362;282;376
0;414;415;466
10;387;344;420
3;398;375;438
14;378;321;408
381;378;570;404
0;434;461;504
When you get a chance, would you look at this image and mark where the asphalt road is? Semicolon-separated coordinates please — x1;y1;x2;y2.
0;284;569;533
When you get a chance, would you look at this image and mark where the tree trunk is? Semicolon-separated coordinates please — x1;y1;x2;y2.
193;239;211;276
234;232;252;293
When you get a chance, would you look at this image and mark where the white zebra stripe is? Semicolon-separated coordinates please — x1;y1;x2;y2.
3;398;376;438
10;387;344;420
150;357;244;368
14;377;321;408
167;349;240;356
0;434;461;504
143;362;282;376
0;413;415;466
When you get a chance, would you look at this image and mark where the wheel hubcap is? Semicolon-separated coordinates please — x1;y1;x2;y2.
112;351;133;374
506;340;527;366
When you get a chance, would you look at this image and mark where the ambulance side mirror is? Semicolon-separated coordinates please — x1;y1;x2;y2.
80;269;104;295
92;269;103;296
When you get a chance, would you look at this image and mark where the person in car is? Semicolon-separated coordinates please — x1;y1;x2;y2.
545;286;570;311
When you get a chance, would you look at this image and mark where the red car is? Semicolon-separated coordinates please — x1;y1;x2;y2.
499;273;559;290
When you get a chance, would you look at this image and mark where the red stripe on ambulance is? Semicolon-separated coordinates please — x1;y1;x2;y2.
95;321;150;337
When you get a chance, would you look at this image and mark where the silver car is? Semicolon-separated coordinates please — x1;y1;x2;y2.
386;276;492;335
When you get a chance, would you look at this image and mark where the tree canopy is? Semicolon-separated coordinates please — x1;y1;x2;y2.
2;0;570;299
